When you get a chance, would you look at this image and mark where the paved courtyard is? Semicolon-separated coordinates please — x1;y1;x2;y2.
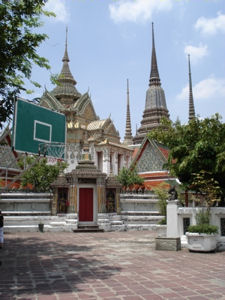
0;231;225;300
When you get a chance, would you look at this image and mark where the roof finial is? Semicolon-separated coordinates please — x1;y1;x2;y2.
188;54;195;121
149;22;160;87
63;26;69;62
124;78;133;145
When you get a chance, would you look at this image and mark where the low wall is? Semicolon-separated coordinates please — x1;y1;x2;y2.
0;192;52;215
177;206;225;250
120;193;158;212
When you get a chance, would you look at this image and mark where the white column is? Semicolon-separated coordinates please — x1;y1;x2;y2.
103;148;110;175
167;200;179;238
114;152;118;175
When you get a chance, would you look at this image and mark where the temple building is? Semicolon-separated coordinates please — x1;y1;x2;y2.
39;30;133;174
133;23;170;145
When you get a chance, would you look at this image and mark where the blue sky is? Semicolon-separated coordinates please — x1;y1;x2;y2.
22;0;225;141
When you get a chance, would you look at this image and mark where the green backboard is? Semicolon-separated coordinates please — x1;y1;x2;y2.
13;98;66;157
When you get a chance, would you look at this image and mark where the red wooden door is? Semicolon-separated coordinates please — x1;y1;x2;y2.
79;188;93;222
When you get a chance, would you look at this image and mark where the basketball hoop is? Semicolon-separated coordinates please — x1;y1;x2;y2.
38;142;65;159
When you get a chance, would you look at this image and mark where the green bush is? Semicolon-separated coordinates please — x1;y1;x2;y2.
158;218;166;225
153;184;168;221
187;224;218;234
117;167;144;188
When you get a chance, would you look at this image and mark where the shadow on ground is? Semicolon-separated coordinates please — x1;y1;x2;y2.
0;232;122;299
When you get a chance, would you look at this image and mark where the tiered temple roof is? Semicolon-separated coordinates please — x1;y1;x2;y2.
39;30;120;145
133;23;170;145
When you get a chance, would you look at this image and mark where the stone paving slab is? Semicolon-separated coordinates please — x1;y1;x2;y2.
0;231;225;300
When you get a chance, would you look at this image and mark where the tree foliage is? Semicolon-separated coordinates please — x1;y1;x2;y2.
18;156;67;192
149;115;225;198
0;0;54;127
153;183;168;224
117;167;144;188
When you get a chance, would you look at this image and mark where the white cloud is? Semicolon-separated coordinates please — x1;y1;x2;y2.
45;0;69;23
109;0;172;23
184;44;208;64
177;76;225;101
195;12;225;35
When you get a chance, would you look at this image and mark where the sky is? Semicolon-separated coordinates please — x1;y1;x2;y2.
22;0;225;141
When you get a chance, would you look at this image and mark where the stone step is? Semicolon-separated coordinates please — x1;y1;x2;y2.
0;199;51;203
126;224;165;231
110;224;127;231
65;219;77;224
110;220;124;225
110;217;122;222
120;193;157;199
122;215;163;222
4;223;77;233
120;199;158;203
49;221;67;226
2;211;51;216
73;225;103;233
4;225;39;232
121;211;160;216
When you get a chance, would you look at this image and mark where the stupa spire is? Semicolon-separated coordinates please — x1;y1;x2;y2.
188;54;195;121
63;26;69;62
124;79;133;145
149;22;160;87
58;27;76;85
133;22;169;145
52;27;81;101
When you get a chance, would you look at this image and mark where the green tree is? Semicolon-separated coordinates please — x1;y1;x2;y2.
153;183;168;224
149;115;225;199
0;0;54;127
19;156;67;192
117;167;144;189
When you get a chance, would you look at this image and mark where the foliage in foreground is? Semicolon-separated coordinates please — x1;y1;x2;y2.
18;156;67;192
153;183;168;220
148;115;225;200
117;167;144;188
0;0;54;127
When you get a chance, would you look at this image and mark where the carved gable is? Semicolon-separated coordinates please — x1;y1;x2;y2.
82;103;97;121
136;141;166;173
39;91;64;111
104;122;119;137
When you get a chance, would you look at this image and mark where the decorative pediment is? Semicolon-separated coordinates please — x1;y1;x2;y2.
39;91;64;111
82;102;97;121
133;137;167;173
104;121;119;137
73;93;97;120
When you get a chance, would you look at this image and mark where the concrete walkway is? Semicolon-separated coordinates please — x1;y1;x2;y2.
0;231;225;300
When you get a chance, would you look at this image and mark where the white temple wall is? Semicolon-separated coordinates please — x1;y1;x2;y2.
168;205;225;250
64;143;132;175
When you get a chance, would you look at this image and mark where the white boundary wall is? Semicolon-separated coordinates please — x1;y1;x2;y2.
168;203;225;250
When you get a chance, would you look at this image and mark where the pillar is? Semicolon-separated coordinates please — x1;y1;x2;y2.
103;148;110;175
167;200;179;238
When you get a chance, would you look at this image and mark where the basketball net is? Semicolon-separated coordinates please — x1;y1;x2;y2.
38;142;65;160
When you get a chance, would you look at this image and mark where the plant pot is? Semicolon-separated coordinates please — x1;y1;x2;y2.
186;232;217;252
38;223;44;232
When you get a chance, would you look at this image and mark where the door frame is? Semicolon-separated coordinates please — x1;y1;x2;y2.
77;184;97;226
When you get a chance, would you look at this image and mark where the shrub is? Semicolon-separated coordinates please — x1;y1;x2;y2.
187;224;218;234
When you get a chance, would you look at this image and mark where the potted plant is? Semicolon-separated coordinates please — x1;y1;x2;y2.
186;171;221;252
